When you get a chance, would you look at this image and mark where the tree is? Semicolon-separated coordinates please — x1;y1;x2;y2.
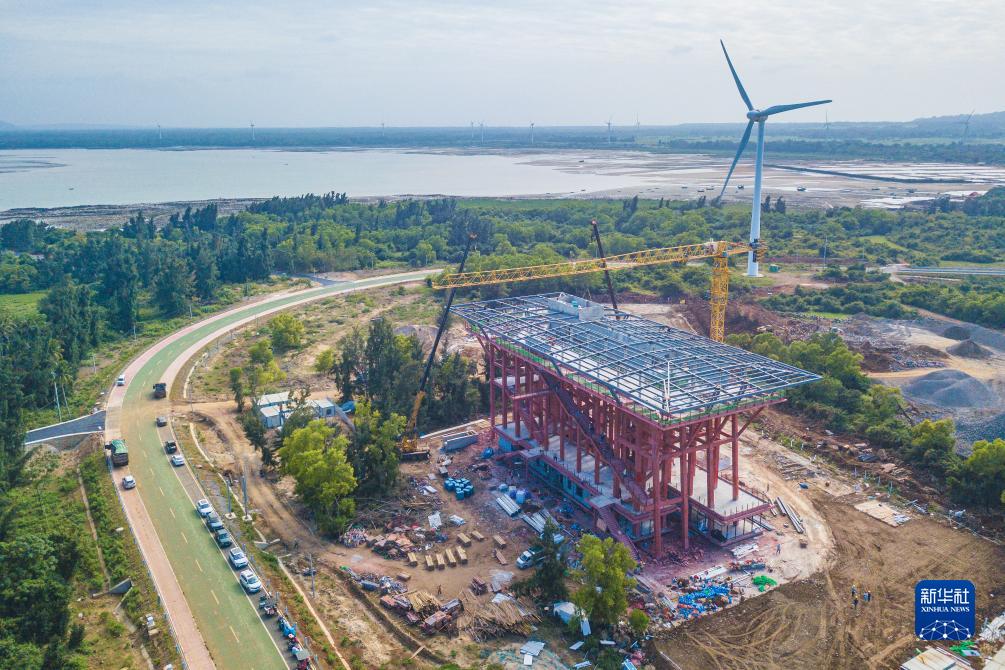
949;438;1005;508
152;253;194;316
314;348;336;374
229;367;245;412
572;534;636;628
346;401;405;496
269;313;305;351
628;608;650;639
245;339;284;389
904;419;958;474
99;236;138;333
512;520;568;603
193;241;220;301
278;420;357;535
240;411;271;466
332;329;366;402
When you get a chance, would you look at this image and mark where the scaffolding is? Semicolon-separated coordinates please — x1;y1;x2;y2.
453;293;820;557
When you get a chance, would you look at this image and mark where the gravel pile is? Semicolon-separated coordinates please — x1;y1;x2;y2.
947;339;993;359
957;412;1005;447
902;369;998;409
942;325;972;341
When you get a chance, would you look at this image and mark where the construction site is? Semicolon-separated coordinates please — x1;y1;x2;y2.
452;292;819;558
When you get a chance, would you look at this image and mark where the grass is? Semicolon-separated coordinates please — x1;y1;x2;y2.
2;450;178;669
0;289;45;316
79;450;183;668
861;235;910;252
800;310;850;320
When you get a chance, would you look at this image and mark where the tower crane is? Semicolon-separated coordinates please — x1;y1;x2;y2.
432;237;764;343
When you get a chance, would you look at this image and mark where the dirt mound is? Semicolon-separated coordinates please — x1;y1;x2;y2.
947;339;993;359
942;324;972;340
902;369;997;409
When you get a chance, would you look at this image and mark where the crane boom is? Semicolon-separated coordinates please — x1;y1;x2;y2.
432;240;753;289
431;238;763;343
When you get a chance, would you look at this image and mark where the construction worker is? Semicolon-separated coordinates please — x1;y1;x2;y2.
776;542;782;555
851;585;857;598
852;596;858;612
864;591;872;604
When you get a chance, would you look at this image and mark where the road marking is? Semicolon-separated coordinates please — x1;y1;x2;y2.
159;486;165;497
149;467;154;476
211;590;220;605
229;626;240;643
180;531;188;544
195;559;203;573
168;508;175;519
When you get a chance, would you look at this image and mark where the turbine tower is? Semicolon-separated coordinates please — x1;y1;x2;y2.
606;117;613;144
530;122;535;145
716;40;830;276
961;109;975;144
250;122;255;142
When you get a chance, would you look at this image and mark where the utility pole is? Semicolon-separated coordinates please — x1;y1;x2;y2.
226;478;233;515
309;553;315;597
52;372;62;422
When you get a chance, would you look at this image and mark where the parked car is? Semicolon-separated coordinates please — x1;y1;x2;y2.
164;440;178;454
205;512;224;532
196;499;214;517
170;454;185;467
239;569;262;594
228;547;248;569
516;546;544;570
116;375;126;386
121;475;136;490
156;416;168;427
215;529;233;548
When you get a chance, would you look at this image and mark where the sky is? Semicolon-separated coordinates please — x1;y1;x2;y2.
1;0;1003;128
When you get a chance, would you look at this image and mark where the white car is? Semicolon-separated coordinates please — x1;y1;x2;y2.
228;547;248;569
116;375;126;386
122;475;136;490
196;499;214;517
239;569;262;594
170;454;185;467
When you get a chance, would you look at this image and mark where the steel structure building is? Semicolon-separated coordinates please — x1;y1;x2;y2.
452;293;819;558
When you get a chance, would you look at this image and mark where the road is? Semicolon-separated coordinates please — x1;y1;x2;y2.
104;270;437;669
24;410;106;444
884;265;1005;277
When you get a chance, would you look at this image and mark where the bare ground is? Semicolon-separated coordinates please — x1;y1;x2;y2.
657;493;1005;670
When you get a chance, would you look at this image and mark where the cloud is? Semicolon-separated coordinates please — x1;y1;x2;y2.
0;0;1002;126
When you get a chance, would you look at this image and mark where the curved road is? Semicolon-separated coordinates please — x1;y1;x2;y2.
104;270;437;669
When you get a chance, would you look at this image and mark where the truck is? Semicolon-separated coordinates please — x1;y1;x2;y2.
107;439;129;466
153;382;167;399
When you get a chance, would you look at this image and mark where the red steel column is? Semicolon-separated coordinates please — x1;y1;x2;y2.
488;343;496;431
680;439;690;550
731;413;740;501
652;432;662;558
707;418;716;511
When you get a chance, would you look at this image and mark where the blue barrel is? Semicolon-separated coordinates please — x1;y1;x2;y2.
465;486;474;496
445;479;456;491
498;483;508;492
515;489;527;504
508;488;518;500
456;489;466;501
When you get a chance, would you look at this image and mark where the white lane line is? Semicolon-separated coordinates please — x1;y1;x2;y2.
195;559;203;573
159;486;165;497
211;590;220;605
180;531;188;544
169;508;175;519
229;626;240;643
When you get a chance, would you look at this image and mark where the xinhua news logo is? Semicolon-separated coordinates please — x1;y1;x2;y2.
915;579;975;641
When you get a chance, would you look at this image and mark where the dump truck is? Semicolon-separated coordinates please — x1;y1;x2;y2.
152;382;167;399
107;439;129;466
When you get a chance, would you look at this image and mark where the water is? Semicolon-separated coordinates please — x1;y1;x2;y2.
0;148;651;210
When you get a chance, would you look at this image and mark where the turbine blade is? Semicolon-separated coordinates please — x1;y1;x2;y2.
761;100;831;116
720;40;753;111
716;120;754;202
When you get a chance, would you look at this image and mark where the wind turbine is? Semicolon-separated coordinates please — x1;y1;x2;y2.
961;109;975;144
480;121;485;143
250;122;255;142
157;124;162;141
605;117;613;144
530;122;535;145
716;40;831;276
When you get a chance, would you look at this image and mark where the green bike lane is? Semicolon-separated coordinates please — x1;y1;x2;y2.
115;271;436;669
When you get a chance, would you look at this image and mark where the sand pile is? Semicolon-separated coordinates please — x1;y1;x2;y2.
947;339;993;359
942;325;972;341
902;369;997;409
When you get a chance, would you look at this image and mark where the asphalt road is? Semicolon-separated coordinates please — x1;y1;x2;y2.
24;410;106;444
106;270;437;669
